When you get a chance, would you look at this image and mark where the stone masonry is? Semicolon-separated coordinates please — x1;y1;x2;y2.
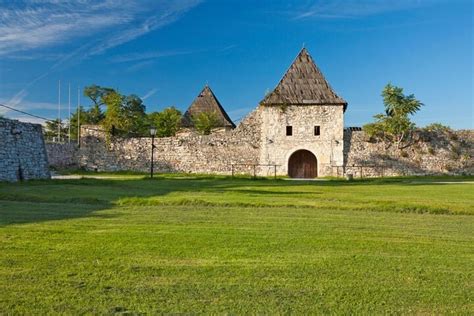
44;48;473;178
0;118;50;182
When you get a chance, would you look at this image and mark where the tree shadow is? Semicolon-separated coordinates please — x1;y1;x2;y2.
1;174;471;226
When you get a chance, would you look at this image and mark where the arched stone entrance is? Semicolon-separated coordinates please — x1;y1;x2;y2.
288;150;318;178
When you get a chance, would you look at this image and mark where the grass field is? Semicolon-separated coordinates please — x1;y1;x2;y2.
0;175;473;313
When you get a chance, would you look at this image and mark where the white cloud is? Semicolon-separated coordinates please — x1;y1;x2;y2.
0;98;57;124
0;0;202;57
141;88;158;100
2;115;46;125
292;0;444;19
111;50;196;63
1;0;201;117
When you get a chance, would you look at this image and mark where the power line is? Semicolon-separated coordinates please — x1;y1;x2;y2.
0;103;54;122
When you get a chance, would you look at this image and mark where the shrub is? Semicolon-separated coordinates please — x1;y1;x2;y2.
449;133;459;141
427;147;435;155
192;111;220;135
449;144;462;160
423;123;452;134
400;151;409;158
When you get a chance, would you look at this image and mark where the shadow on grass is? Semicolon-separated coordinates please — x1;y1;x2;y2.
0;201;116;226
0;175;472;226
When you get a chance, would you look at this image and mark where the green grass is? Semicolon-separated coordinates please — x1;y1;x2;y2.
0;175;473;313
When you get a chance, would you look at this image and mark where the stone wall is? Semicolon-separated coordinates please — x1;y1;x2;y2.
343;129;474;177
61;105;473;178
78;109;262;175
259;105;345;176
0;118;50;182
45;142;79;169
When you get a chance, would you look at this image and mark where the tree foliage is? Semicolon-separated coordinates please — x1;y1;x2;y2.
423;122;452;134
192;111;220;135
363;84;423;149
43;119;68;142
148;107;182;137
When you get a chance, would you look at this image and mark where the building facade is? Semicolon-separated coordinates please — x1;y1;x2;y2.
258;48;346;177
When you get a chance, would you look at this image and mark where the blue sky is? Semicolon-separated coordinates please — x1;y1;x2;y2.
0;0;472;128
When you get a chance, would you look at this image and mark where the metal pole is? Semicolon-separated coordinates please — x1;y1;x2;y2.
150;135;155;178
57;80;61;142
77;86;80;146
253;164;256;180
231;164;234;178
68;83;71;143
274;164;277;179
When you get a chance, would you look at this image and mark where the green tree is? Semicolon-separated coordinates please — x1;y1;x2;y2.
192;111;220;135
101;91;124;136
83;84;114;124
148;107;182;137
83;84;115;108
43;119;68;142
122;94;147;135
68;106;94;141
363;84;423;149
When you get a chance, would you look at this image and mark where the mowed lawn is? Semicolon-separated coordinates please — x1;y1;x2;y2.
0;175;473;314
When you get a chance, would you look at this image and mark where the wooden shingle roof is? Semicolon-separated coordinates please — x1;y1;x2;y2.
181;85;235;128
260;48;347;110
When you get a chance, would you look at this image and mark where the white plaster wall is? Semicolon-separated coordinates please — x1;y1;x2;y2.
259;105;344;177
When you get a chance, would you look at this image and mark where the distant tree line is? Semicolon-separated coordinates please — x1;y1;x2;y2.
44;84;221;141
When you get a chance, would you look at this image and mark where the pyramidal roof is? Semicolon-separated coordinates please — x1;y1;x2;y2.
181;85;235;128
260;48;347;109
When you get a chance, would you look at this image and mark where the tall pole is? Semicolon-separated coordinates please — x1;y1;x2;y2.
150;135;155;178
57;80;61;142
68;83;71;143
77;86;80;145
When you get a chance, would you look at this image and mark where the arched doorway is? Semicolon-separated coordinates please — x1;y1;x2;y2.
288;150;317;178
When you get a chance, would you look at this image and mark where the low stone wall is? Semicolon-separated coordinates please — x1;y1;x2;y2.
343;129;474;177
78;110;262;175
45;143;79;169
0;118;50;181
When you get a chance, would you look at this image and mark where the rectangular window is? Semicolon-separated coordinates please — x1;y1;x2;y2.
314;125;320;136
286;126;293;136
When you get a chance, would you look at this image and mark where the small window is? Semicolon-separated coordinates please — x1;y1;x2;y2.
314;126;320;136
286;126;293;136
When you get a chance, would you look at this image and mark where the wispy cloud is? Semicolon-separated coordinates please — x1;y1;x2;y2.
0;98;57;121
125;60;156;73
111;50;196;63
292;0;444;19
0;1;201;57
1;0;201;113
141;88;158;100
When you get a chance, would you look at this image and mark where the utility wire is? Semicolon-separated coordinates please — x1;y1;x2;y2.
0;103;54;122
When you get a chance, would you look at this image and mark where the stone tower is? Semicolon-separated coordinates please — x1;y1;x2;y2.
258;48;347;178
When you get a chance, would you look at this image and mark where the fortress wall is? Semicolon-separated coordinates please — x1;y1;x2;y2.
0;118;50;182
78;109;262;175
343;130;474;177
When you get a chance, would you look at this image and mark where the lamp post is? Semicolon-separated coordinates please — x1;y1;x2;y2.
150;126;157;178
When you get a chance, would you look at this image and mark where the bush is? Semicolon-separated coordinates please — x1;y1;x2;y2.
428;147;435;155
449;144;462;160
192;111;220;135
423;123;452;134
400;151;409;158
449;133;459;141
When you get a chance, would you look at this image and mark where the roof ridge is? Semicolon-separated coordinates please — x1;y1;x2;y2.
260;48;347;110
181;85;236;128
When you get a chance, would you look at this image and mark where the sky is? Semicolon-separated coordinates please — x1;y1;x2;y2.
0;0;472;128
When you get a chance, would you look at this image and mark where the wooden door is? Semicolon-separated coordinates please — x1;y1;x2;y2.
288;150;317;178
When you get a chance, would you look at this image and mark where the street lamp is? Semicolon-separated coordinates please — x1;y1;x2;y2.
149;126;157;178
